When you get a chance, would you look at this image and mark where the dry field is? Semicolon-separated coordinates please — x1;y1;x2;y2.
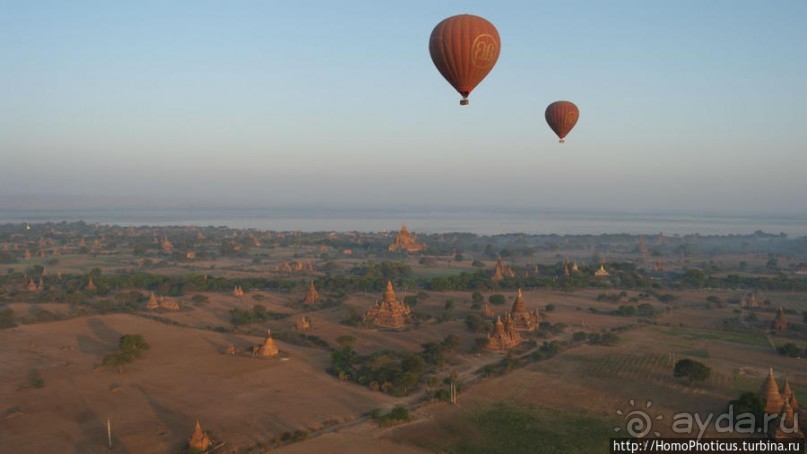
0;314;401;453
3;264;807;452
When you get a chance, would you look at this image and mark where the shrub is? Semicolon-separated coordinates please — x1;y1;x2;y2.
489;294;506;306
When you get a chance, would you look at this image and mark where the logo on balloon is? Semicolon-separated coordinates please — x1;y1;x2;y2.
564;111;579;127
471;34;498;68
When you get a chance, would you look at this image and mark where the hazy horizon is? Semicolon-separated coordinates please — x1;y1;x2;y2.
2;1;806;216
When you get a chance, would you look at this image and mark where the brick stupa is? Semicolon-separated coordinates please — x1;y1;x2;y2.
491;257;515;281
388;224;426;253
363;281;412;329
771;307;787;332
254;330;279;358
188;421;212;451
783;378;799;411
760;368;784;415
508;289;542;332
486;315;522;351
295;316;311;331
304;280;320;305
146;291;160;310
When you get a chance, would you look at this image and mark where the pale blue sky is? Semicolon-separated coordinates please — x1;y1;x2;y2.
1;1;805;214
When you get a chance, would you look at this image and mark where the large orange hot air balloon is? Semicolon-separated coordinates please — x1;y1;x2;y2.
545;101;579;143
429;14;501;105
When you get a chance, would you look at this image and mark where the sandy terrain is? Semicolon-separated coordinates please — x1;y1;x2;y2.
0;314;400;453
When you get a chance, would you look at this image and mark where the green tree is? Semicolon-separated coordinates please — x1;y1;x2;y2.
777;343;801;358
489;294;506;306
465;313;489;333
674;359;711;385
102;352;132;374
728;392;765;430
336;335;357;349
471;291;484;309
119;334;150;357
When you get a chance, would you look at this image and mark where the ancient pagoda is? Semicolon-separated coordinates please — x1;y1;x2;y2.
232;285;244;297
388;224;426;253
295;315;311;331
146;291;160;310
760;368;784;415
486;315;522;351
742;291;759;308
86;277;97;290
491;257;515;281
508;289;541;332
775;399;802;439
161;236;173;253
188;421;212;452
26;278;37;291
304;280;320;305
277;260;293;273
363;281;412;329
594;265;609;277
158;297;180;311
482;301;495;318
771;307;787;332
783;378;799;411
253;329;279;358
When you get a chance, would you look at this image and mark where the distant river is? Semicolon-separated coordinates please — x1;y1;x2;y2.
1;208;805;237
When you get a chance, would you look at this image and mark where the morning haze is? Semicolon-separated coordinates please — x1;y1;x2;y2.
2;1;805;216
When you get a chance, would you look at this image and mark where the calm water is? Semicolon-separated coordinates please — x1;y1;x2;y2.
1;208;805;237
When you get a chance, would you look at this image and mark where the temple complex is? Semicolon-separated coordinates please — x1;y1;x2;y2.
304;280;320;305
756;368;804;438
742;291;759;308
594;265;610;277
158;297;180;311
491;257;515;281
277;260;316;273
363;281;412;329
486;315;522;351
508;289;541;332
771;307;788;332
188;421;212;452
388;224;426;253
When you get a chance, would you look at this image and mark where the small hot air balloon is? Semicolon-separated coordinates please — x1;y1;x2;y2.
429;14;501;106
545;101;579;143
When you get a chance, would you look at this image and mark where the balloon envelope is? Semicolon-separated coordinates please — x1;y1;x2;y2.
429;14;500;105
545;101;579;142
